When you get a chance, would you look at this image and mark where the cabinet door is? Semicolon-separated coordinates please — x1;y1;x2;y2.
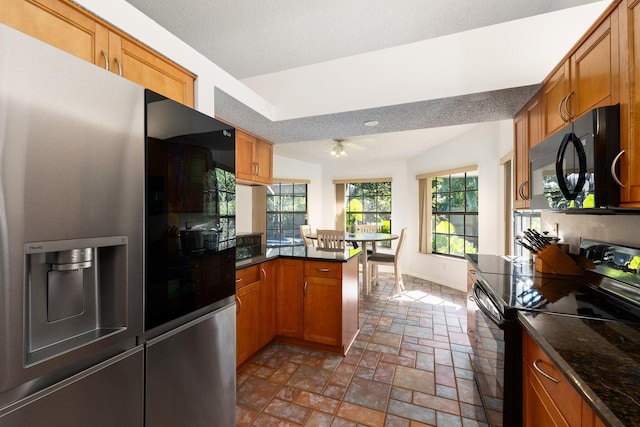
622;1;640;205
570;13;618;119
235;281;260;366
542;62;571;138
259;260;277;347
254;138;273;185
0;0;107;66
514;109;530;209
116;36;195;108
523;331;581;427
235;130;257;183
276;259;304;338
303;276;341;346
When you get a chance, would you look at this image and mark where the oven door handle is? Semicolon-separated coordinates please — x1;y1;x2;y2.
555;131;587;201
471;281;505;329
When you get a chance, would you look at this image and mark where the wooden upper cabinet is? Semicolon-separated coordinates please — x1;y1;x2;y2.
513;94;541;209
0;0;195;108
1;0;103;63
235;129;273;186
620;0;640;206
541;10;620;138
117;36;194;108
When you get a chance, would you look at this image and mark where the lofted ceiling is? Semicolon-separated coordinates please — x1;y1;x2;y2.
124;0;610;166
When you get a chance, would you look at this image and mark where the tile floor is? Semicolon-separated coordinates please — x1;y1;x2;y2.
236;272;489;427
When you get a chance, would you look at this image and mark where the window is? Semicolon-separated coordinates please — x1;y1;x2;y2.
344;181;392;247
210;167;235;249
266;182;308;247
417;166;478;257
431;171;478;257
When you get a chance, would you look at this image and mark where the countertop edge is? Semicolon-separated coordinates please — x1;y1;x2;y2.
236;247;361;270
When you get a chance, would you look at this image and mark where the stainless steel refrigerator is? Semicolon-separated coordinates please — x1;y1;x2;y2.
0;23;145;426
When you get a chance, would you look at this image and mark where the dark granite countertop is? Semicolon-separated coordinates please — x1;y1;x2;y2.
519;312;640;427
236;245;361;269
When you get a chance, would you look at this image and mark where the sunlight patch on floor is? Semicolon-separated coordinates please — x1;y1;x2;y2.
390;289;462;310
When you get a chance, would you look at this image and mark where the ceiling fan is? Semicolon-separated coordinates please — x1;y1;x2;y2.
328;137;375;158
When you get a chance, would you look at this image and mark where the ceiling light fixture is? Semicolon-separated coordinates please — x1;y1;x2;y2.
363;120;379;127
330;140;348;158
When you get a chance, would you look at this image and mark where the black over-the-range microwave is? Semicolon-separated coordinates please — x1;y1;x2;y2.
529;104;622;211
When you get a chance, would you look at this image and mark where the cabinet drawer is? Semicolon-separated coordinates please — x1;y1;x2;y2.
236;264;260;289
523;332;581;426
304;261;341;279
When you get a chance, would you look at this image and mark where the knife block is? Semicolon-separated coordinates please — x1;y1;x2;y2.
534;244;584;276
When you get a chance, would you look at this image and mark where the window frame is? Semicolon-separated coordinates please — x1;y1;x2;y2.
417;165;478;258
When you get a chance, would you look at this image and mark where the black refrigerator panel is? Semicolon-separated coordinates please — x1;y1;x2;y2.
145;90;236;332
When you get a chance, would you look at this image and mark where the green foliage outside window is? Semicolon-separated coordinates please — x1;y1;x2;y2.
345;181;391;247
432;172;478;257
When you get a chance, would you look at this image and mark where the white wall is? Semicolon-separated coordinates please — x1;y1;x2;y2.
74;0;272;119
405;120;513;291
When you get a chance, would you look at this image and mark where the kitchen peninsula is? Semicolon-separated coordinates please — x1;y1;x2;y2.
235;246;361;367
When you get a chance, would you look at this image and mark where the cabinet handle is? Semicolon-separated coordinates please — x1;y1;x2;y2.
522;180;529;200
261;267;267;283
235;295;242;315
236;278;242;283
316;268;331;272
563;91;574;120
114;57;123;76
518;181;528;200
100;50;109;71
611;150;626;188
253;162;258;176
303;281;308;296
532;359;559;383
558;94;567;122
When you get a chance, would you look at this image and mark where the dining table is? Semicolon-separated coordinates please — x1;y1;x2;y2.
307;231;399;294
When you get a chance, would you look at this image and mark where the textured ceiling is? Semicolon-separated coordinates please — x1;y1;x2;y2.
123;0;608;164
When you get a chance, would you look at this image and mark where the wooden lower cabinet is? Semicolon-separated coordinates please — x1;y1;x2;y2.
522;330;605;427
259;260;277;348
237;256;359;366
275;258;304;339
235;280;260;367
236;260;278;367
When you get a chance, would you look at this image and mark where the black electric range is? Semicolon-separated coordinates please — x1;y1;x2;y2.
466;240;640;427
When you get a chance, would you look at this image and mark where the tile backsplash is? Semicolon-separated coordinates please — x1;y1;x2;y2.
542;212;640;254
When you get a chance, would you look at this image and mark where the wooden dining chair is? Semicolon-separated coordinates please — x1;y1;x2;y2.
354;224;377;252
316;229;345;250
300;224;314;246
368;227;407;295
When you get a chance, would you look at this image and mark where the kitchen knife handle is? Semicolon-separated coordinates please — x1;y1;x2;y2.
532;359;559;383
611;150;626;188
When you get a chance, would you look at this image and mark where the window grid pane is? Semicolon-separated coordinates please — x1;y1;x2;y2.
431;172;478;257
266;182;308;247
345;181;392;248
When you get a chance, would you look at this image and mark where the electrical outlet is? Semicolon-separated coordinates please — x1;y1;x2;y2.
553;223;559;236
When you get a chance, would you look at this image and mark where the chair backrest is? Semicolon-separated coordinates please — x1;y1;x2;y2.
316;229;345;250
395;228;408;258
300;225;313;246
355;224;377;233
